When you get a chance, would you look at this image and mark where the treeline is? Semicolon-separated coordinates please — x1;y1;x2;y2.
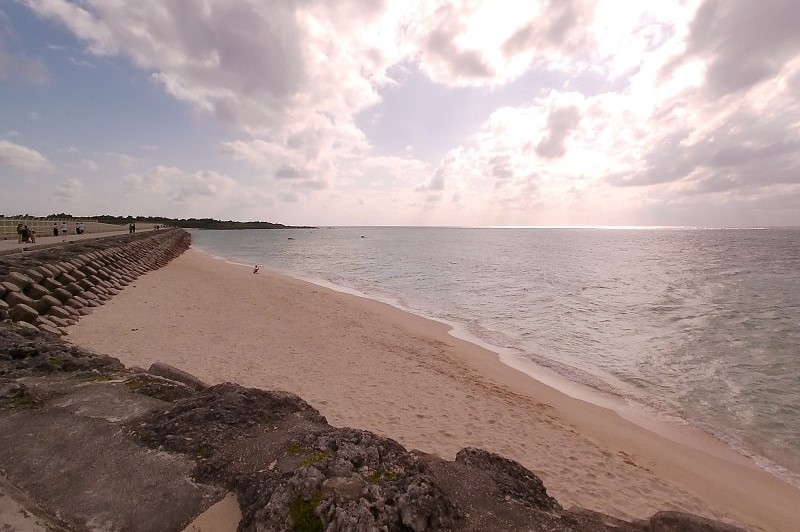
96;215;315;230
2;214;313;230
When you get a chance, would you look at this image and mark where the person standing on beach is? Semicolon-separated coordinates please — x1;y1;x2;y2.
60;222;68;236
16;223;23;243
52;223;59;237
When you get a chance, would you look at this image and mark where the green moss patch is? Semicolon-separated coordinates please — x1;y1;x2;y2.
124;378;145;391
196;444;211;459
285;444;304;456
366;469;397;484
289;494;322;532
301;451;330;466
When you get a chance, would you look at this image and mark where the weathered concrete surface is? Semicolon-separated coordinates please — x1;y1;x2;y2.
0;322;747;532
0;335;224;531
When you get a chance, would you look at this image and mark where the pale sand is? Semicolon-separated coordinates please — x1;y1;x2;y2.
67;249;800;531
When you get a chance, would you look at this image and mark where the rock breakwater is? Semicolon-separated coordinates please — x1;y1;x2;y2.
0;229;190;335
0;323;746;531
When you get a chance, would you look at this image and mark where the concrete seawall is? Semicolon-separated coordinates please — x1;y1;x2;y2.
0;229;191;335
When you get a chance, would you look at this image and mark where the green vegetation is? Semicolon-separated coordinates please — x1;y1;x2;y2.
3;213;314;230
124;377;145;391
301;451;330;466
11;388;43;408
366;469;397;484
286;444;305;456
91;215;314;230
12;397;37;408
196;445;211;459
47;357;63;367
289;494;322;532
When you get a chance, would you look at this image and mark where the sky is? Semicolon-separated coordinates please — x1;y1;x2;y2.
1;0;799;227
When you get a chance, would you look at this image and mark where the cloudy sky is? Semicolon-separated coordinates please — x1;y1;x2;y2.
2;0;799;226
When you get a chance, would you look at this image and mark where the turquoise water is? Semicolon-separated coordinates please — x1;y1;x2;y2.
190;226;800;485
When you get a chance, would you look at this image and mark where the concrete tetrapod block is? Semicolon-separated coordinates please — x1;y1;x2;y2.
40;277;63;291
47;306;73;320
36;295;62;314
5;291;36;309
1;281;21;295
5;272;34;290
64;282;83;296
8;303;38;324
24;269;44;284
51;288;73;303
25;283;50;300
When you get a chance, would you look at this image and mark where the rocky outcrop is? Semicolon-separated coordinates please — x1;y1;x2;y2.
0;229;190;335
0;323;746;532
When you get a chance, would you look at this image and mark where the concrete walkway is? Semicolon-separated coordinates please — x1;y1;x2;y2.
0;228;154;256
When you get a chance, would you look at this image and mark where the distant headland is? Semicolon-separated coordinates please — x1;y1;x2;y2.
2;213;314;230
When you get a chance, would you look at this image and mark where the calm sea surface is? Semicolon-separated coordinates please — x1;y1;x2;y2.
190;227;800;485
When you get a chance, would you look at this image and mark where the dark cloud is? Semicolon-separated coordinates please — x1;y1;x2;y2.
489;155;513;180
275;164;304;179
668;0;800;96
287;126;326;160
416;163;445;193
502;0;586;57
536;106;580;158
424;27;492;79
610;111;800;193
162;0;306;99
428;166;445;190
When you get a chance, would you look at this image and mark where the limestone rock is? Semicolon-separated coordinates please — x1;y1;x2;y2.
148;362;210;391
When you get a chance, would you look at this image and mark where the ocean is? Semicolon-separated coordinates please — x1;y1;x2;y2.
190;226;800;487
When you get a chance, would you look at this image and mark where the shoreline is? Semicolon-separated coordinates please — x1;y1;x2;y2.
203;246;800;489
67;247;800;531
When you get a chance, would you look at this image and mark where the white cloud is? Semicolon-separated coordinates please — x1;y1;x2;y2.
416;0;800;225
0;139;53;172
123;165;237;202
105;151;138;167
409;0;595;87
53;177;83;200
16;0;800;225
81;159;100;171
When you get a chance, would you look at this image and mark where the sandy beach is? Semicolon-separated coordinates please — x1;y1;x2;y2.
66;248;800;532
